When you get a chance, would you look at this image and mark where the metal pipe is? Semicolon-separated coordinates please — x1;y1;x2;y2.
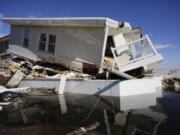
104;68;135;79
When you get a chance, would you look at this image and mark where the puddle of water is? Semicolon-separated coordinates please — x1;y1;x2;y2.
158;92;180;135
0;89;178;135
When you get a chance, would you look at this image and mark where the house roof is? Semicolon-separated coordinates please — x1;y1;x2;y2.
3;17;120;28
0;35;10;42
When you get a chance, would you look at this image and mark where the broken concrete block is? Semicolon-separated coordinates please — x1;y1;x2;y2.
6;71;24;88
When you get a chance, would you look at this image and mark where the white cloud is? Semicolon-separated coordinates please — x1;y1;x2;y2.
27;13;42;18
155;44;174;49
28;14;36;18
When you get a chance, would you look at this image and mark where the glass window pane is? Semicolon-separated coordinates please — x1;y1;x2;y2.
40;34;47;42
24;31;30;38
49;35;56;43
126;39;154;59
39;42;46;51
48;44;55;53
23;30;30;47
23;39;29;47
141;40;154;56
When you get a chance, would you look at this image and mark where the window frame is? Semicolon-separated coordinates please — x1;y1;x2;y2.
48;34;56;53
38;33;56;54
23;30;30;48
38;33;47;51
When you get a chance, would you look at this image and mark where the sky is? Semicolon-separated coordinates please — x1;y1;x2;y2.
0;0;180;70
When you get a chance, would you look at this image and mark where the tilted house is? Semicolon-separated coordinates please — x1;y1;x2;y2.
4;17;163;75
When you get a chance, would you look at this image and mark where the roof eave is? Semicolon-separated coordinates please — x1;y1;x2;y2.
3;17;119;28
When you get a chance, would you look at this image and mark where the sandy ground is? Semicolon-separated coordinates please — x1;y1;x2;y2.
153;70;180;78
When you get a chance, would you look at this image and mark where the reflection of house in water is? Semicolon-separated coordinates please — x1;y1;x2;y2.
0;90;167;135
0;35;9;54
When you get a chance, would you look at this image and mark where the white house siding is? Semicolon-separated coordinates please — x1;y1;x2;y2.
10;25;107;68
10;25;24;45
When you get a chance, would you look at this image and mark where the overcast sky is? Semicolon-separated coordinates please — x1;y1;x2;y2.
0;0;179;69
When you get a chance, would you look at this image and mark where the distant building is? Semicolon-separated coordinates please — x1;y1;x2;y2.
0;35;9;54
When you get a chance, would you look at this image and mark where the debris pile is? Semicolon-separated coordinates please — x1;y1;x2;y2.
103;57;116;69
0;54;94;113
0;55;93;81
162;77;180;92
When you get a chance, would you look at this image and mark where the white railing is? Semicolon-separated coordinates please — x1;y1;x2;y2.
111;35;157;69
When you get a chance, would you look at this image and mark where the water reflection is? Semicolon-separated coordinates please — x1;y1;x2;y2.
0;89;178;135
158;92;180;135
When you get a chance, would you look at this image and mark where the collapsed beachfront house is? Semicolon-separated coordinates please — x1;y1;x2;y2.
2;17;180;112
1;17;180;131
3;17;163;76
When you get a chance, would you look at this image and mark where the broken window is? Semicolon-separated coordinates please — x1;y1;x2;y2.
48;35;56;53
130;38;154;59
111;35;155;67
23;30;30;47
39;34;47;51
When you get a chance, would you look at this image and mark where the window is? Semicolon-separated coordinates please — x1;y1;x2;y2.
5;40;9;49
48;35;56;53
39;34;47;51
23;30;30;47
38;33;56;53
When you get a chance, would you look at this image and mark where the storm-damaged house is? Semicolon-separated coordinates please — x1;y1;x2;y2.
1;17;170;111
3;17;163;76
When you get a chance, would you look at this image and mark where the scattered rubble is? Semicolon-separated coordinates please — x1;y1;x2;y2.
162;77;180;92
6;70;24;88
0;91;22;102
103;57;116;69
0;55;94;82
